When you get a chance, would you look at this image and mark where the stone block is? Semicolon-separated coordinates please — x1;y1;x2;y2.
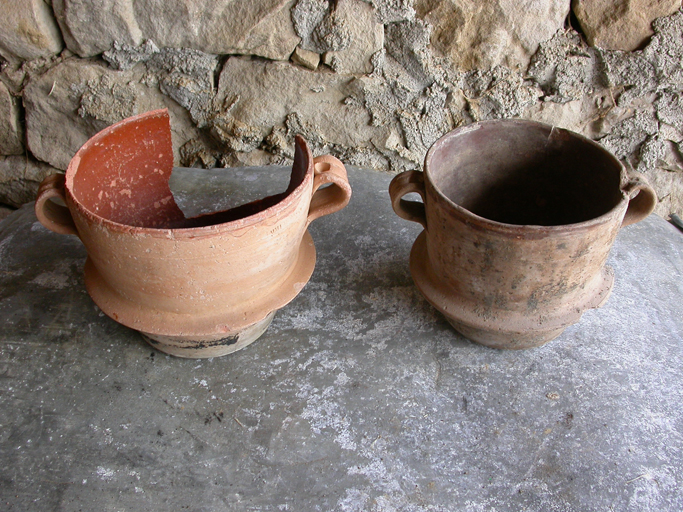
573;0;681;51
23;58;201;170
365;0;416;23
213;56;389;164
52;0;142;57
291;46;321;70
0;81;24;155
137;0;300;60
321;0;384;74
0;204;12;219
52;0;300;60
0;0;64;62
415;0;570;71
0;155;57;207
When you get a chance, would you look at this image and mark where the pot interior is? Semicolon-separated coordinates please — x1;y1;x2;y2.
70;111;188;228
428;122;624;226
69;110;307;229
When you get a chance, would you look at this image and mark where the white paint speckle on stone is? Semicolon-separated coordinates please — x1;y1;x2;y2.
96;467;115;481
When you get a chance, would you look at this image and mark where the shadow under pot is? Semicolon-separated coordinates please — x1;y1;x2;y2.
35;109;351;358
389;119;657;349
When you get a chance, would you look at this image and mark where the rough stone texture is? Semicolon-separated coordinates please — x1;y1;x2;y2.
0;80;24;155
52;0;142;57
0;52;68;98
525;94;613;140
145;47;219;128
53;0;300;60
103;43;218;127
524;29;621;139
320;0;384;74
212;57;391;168
0;155;58;207
345;20;462;169
573;0;681;51
598;102;683;217
0;0;64;63
292;0;340;52
364;0;416;23
600;110;659;162
178;137;220;169
1;170;683;511
415;0;570;71
23;59;107;170
527;29;599;104
349;45;541;165
23;58;202;170
462;66;542;121
599;10;683;103
588;10;683;216
293;0;384;74
383;19;435;88
137;0;300;61
102;39;160;71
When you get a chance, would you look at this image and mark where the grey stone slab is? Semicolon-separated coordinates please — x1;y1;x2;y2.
169;165;292;218
0;168;682;511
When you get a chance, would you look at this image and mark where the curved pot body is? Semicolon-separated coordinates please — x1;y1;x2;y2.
35;109;351;357
390;119;657;349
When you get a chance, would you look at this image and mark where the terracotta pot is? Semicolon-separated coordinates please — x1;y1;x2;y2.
389;119;657;349
35;109;351;358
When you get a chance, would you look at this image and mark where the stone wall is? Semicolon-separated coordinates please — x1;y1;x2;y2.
1;0;682;218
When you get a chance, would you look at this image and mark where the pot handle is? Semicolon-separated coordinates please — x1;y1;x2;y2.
35;173;79;235
389;170;427;229
621;173;657;228
307;155;352;224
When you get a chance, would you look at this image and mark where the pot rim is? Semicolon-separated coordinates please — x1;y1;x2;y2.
64;109;314;239
424;118;629;235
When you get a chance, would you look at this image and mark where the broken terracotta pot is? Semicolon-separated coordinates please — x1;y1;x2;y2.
389;119;657;349
35;109;351;358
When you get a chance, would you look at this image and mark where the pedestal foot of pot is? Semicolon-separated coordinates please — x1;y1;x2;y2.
141;311;276;358
446;318;567;350
409;231;616;350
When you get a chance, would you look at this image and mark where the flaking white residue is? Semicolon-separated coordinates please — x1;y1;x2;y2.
335;371;350;386
628;468;677;510
30;271;70;289
338;488;371;511
96;466;115;481
347;459;402;493
299;381;356;450
29;259;78;289
292;349;427;508
296;351;359;450
193;377;209;388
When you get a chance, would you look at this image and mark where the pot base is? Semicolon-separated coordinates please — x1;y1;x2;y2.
141;311;276;358
84;230;317;357
410;231;614;349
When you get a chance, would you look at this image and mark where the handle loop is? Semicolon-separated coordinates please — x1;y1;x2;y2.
307;155;352;224
388;170;427;229
34;173;79;235
621;172;657;227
